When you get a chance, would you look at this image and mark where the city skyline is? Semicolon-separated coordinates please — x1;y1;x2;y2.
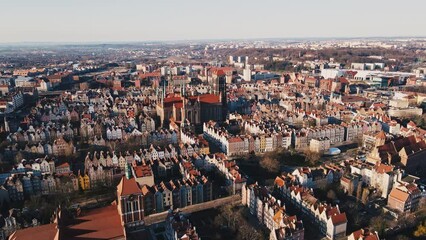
1;0;426;43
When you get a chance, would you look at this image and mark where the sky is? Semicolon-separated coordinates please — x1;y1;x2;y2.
1;0;426;43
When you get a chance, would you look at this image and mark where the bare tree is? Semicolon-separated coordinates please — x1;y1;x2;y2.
361;188;370;204
327;189;337;200
356;183;363;201
304;150;321;166
238;224;262;240
260;156;280;173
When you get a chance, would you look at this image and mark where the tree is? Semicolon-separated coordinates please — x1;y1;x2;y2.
414;221;426;238
304;150;321;166
370;216;389;237
260;156;280;173
361;188;370;204
238;224;262;240
347;181;354;196
327;189;337;200
214;204;238;230
356;183;363;201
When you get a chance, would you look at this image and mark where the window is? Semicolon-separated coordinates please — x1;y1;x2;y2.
133;201;139;211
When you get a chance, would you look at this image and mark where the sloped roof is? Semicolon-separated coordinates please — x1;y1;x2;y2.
389;188;409;202
331;212;347;225
117;176;141;196
61;204;124;240
9;223;57;240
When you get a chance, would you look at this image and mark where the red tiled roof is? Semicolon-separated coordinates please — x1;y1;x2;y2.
374;163;393;174
188;94;220;104
117;176;141;196
9;223;57;240
331;212;347;225
228;137;243;143
61;204;124;240
350;228;379;240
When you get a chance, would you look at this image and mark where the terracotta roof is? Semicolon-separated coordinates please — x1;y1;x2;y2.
117;176;141;196
228;137;243;143
331;212;347;225
189;94;220;104
374;163;393;174
350;228;379;240
134;165;152;178
61;204;124;240
375;131;386;140
56;162;70;168
9;223;57;240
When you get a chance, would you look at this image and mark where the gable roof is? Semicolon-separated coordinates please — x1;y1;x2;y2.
61;204;124;240
389;188;409;202
117;176;141;196
8;223;57;240
331;212;347;226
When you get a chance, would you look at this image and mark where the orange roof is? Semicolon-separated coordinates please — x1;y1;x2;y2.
389;188;409;202
274;177;285;187
374;163;393;174
117;176;141;196
9;223;57;240
375;131;386;140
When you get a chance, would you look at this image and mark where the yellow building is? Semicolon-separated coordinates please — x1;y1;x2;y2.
78;173;91;190
260;135;266;152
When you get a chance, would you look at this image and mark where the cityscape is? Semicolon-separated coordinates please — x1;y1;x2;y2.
1;1;426;240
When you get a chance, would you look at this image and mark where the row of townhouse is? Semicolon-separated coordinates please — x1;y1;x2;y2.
348;161;403;198
117;172;212;226
305;124;345;145
0;91;24;114
203;121;292;156
11;135;76;156
194;153;246;194
341;121;382;142
8;124;75;145
294;121;382;150
274;175;347;240
205;120;383;155
242;183;305;240
291;165;341;189
83;143;205;178
3;163;113;201
179;129;210;154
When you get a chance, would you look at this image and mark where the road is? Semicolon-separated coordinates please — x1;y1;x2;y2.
143;194;241;225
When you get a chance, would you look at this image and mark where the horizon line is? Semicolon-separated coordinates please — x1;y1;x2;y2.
1;35;426;46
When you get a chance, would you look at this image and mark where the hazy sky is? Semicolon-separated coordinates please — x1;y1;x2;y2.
1;0;426;43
